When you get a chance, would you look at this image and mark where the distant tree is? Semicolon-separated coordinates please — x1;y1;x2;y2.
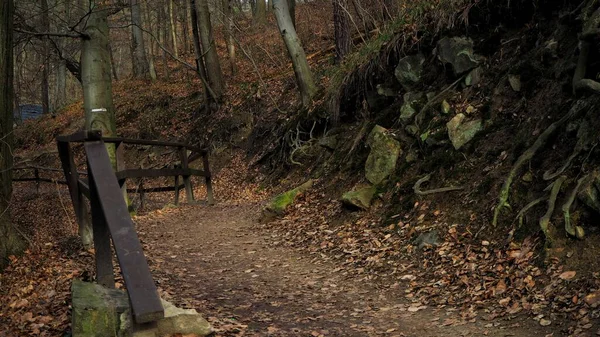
196;0;224;101
130;0;151;78
222;0;236;75
255;0;266;23
273;0;317;107
169;0;179;57
0;0;25;269
41;0;50;113
333;0;350;61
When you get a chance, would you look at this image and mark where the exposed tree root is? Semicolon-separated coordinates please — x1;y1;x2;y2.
573;5;600;95
515;196;547;228
413;174;464;196
543;121;591;180
563;175;589;239
492;100;589;227
539;176;567;240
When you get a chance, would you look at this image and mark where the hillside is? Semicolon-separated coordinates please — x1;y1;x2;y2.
3;0;600;336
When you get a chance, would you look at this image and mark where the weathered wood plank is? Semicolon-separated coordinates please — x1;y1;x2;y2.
84;141;164;324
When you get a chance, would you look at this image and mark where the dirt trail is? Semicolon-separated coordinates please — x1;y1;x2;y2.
136;203;553;337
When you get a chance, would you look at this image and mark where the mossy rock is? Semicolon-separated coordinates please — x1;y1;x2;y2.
71;280;131;337
446;113;483;150
400;92;426;122
394;54;425;90
264;180;314;215
341;185;377;210
365;126;402;185
436;37;480;76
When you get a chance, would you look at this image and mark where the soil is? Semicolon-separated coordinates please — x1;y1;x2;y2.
136;202;556;337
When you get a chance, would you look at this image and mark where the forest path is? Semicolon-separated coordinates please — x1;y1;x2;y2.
135;202;547;337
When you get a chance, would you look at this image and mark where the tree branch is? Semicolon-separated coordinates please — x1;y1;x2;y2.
14;28;89;39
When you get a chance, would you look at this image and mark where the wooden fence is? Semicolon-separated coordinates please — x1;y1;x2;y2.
55;130;213;324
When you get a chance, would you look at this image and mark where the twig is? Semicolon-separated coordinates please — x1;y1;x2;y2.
413;174;463;195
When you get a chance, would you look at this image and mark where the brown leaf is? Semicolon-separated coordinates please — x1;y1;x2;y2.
558;271;576;281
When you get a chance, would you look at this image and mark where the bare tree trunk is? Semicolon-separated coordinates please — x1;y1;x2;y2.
159;3;170;77
141;0;157;80
273;0;317;107
41;0;50;113
130;0;150;78
0;0;25;269
109;44;119;80
169;0;179;57
333;0;350;61
182;0;190;54
190;0;210;98
255;0;266;23
287;0;295;28
196;0;224;100
222;0;236;75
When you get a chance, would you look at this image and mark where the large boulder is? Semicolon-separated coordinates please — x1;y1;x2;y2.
365;126;402;184
341;185;377;210
72;279;132;337
399;92;426;122
446;113;483;150
71;280;212;337
395;54;425;90
264;180;314;215
436;37;480;76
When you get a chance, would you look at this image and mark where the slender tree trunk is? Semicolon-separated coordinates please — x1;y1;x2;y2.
141;0;157;80
41;0;50;113
109;44;119;80
159;4;170;77
130;0;150;78
287;0;295;28
255;0;266;23
222;0;236;75
333;0;350;61
0;0;25;269
190;0;212;101
273;0;317;107
169;0;179;57
196;0;224;100
182;0;190;54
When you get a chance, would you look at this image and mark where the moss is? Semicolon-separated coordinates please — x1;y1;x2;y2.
341;185;377;210
265;180;313;215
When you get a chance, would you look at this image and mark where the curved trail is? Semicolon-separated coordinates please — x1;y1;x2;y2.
136;203;548;337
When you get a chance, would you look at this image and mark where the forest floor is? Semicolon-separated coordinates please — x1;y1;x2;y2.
136;201;556;337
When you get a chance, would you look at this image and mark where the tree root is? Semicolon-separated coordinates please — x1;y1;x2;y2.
539;176;567;239
413;174;464;196
515;196;547;228
573;5;600;95
492;100;589;227
563;175;589;239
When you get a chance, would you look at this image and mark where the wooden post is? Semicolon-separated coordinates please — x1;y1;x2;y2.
179;147;194;203
139;179;145;210
174;174;180;205
34;168;40;194
57;141;91;242
202;154;214;205
88;159;115;289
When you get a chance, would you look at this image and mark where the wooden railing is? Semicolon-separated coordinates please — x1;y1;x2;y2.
55;130;214;324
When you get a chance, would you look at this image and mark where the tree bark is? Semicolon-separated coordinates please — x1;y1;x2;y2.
182;0;190;54
255;0;266;24
196;0;224;100
41;0;50;113
130;0;150;78
169;0;179;57
287;0;295;28
0;0;25;269
190;0;213;101
222;0;236;75
141;0;157;80
333;0;350;61
273;0;317;107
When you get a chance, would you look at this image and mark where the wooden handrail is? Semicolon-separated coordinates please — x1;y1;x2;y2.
84;141;163;323
55;130;216;325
